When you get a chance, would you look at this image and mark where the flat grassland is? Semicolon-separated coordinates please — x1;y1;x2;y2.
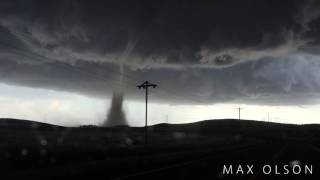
1;118;320;180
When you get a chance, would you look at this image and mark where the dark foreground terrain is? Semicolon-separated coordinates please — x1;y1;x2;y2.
1;118;320;180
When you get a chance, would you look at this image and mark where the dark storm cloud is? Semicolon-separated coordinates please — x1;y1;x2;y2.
0;0;312;67
135;55;320;105
0;0;320;105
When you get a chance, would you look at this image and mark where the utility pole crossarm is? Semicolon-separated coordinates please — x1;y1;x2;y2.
137;81;157;89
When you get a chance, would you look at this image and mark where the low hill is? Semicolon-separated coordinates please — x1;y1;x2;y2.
0;118;63;129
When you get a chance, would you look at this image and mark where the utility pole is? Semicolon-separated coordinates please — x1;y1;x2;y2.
237;107;243;120
137;81;157;144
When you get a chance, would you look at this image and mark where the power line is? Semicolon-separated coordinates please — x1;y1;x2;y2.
0;40;213;106
0;41;139;89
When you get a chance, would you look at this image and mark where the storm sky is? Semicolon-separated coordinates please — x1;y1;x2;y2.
1;0;320;125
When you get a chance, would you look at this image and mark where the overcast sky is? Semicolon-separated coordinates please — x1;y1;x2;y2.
1;0;320;126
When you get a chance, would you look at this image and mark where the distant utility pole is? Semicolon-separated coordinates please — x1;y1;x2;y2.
237;107;243;120
137;81;157;144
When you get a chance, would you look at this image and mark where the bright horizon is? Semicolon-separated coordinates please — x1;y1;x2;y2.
1;83;319;127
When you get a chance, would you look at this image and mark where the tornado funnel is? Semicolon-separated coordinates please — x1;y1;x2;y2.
103;91;127;126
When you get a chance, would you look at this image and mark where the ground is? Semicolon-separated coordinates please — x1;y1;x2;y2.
1;118;320;180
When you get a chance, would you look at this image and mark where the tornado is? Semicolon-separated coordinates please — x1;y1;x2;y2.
102;39;137;127
103;69;128;127
103;91;127;126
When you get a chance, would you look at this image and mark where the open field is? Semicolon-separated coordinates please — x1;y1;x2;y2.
1;118;320;180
